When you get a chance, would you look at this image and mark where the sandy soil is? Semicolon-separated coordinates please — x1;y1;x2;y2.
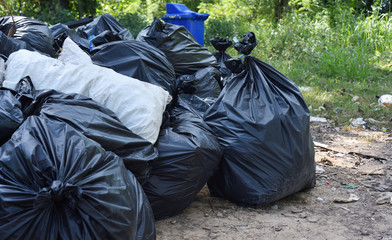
155;121;392;240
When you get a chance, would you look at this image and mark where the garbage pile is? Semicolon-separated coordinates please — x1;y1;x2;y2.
0;14;316;239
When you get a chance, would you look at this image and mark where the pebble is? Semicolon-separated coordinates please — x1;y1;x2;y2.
299;213;307;219
360;230;370;236
291;209;303;214
376;192;392;205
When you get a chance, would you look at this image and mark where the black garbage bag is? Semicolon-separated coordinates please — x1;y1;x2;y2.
224;58;244;74
143;95;222;220
0;31;31;58
233;32;258;56
137;18;219;77
0;116;155;240
7;77;158;184
210;37;233;81
64;16;94;29
205;33;316;207
49;23;89;54
91;40;176;96
50;14;133;53
177;66;221;99
0;89;24;145
76;13;133;42
0;16;56;57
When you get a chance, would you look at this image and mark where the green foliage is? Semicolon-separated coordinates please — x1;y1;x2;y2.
2;0;76;23
96;0;149;36
315;45;374;82
2;0;392;128
204;17;253;42
199;0;275;23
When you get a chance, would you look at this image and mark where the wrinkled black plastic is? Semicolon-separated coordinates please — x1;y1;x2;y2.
50;14;133;52
0;16;55;57
233;32;257;55
143;95;222;220
205;55;316;206
0;31;31;58
64;16;94;29
91;40;176;96
137;18;219;77
7;77;158;184
177;66;221;98
224;58;244;74
0;116;155;240
210;38;233;82
210;37;232;52
76;13;133;42
0;90;24;145
38;92;158;185
49;23;89;53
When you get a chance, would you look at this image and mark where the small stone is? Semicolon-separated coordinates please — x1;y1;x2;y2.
291;209;303;214
360;230;370;236
204;213;209;217
274;226;282;232
352;95;359;102
299;213;307;219
216;212;223;217
170;220;176;224
270;204;278;210
211;234;219;239
376;192;392;205
307;218;318;223
237;226;250;230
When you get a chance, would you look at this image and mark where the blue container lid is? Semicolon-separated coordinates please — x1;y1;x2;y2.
161;3;209;21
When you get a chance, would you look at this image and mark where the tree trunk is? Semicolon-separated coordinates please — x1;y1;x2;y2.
78;0;83;19
59;0;69;9
274;0;289;22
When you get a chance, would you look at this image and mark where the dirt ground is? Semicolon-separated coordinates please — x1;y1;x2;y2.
155;121;392;240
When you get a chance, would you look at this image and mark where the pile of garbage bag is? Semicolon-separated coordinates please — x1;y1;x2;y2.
0;79;155;239
3;38;171;144
0;13;316;238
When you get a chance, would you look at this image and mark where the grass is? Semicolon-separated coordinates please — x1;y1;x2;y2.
205;11;392;131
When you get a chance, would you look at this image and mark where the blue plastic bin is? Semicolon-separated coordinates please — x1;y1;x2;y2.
161;3;209;46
